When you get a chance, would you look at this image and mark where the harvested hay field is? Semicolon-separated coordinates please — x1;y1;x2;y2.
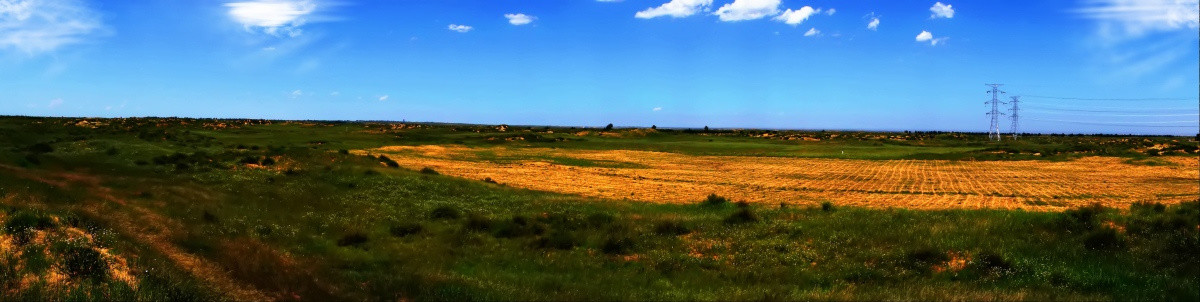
367;145;1199;211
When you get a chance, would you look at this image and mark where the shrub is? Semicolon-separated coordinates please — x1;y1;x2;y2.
653;220;692;236
483;177;498;184
420;167;439;175
238;156;260;165
601;236;635;255
201;211;219;223
604;123;614;131
1062;203;1107;230
465;214;493;232
4;211;54;245
821;201;835;212
586;213;616;227
59;245;108;281
974;251;1012;274
260;157;276;166
724;208;759;224
336;232;370;248
1083;227;1125;250
338;149;350;155
904;248;948;271
379;155;399;168
429;206;462;220
702;194;729;207
535;230;578;250
390;223;423;237
492;216;543;238
105;147;119;156
27;142;54;154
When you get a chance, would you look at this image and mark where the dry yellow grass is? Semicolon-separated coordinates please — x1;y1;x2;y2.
366;145;1199;211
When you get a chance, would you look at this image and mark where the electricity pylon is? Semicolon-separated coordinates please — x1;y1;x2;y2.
1009;96;1020;139
985;84;1006;141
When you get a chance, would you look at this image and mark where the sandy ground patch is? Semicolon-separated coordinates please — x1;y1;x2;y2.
370;145;1199;211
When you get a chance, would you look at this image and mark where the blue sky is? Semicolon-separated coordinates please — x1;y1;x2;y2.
2;0;1197;135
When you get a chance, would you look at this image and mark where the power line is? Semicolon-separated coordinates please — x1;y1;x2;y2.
1027;118;1200;127
1023;105;1198;113
1023;103;1197;111
1025;110;1200;117
1024;95;1199;102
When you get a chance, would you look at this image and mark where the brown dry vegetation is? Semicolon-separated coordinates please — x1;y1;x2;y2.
366;145;1199;211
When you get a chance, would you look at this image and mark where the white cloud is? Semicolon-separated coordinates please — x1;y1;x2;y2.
867;17;880;30
448;24;472;33
635;0;712;19
505;13;535;25
930;2;954;19
773;6;817;25
47;98;62;108
653;107;662;111
804;27;819;36
378;95;389;101
713;0;780;22
0;0;104;55
1076;0;1199;38
825;8;836;15
225;0;322;37
330;91;339;96
915;30;947;45
290;89;303;98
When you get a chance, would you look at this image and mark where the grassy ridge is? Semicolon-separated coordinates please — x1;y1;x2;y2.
0;116;1197;300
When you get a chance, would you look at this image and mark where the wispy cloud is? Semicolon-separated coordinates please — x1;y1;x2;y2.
915;30;947;45
773;6;817;26
635;0;712;19
0;0;104;55
47;98;62;108
1076;0;1199;80
505;13;535;26
448;24;472;33
378;95;388;101
653;107;662;111
866;12;880;30
713;0;779;22
930;2;954;19
225;0;335;37
804;27;820;36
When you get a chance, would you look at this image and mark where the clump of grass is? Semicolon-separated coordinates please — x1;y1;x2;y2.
701;194;728;207
974;251;1013;274
201;210;219;223
483;177;498;184
601;236;635;255
1061;203;1107;230
429;206;462;220
4;211;55;245
379;155;399;168
535;230;578;250
420;167;439;175
492;216;544;238
904;248;948;273
390;223;423;237
58;244;108;281
724;207;759;224
821;201;835;212
1083;227;1125;250
338;149;350;155
336;232;370;248
653;220;692;236
465;214;493;232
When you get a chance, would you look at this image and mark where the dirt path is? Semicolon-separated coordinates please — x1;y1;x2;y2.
368;146;1200;211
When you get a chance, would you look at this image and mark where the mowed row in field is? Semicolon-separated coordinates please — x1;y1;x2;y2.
366;145;1199;210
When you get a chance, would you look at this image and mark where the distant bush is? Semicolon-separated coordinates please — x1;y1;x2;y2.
336;232;370;248
59;244;108;281
4;211;54;246
535;230;578;250
601;236;636;255
420;167;439;175
653;220;692;236
261;157;276;166
904;248;948;272
1083;227;1125;250
105;147;119;156
702;194;729;207
27;142;54;154
201;211;219;223
338;149;350;155
429;206;462;220
586;213;616;227
465;214;493;232
379;155;399;168
821;201;835;212
390;223;423;237
238;156;260;165
492;216;545;238
1061;203;1107;230
724;208;759;224
604;123;614;131
974;251;1013;274
483;177;498;184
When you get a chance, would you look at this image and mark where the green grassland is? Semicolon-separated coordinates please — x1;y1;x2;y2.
0;116;1197;301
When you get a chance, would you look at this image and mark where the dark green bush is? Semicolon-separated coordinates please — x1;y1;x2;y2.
59;245;108;281
390;223;423;237
821;201;835;212
601;236;635;255
535;230;578;250
904;248;948;272
702;194;728;207
429;206;462;220
974;251;1012;273
336;232;370;248
653;220;692;236
420;167;439;175
724;208;759;224
465;214;493;232
1083;227;1125;250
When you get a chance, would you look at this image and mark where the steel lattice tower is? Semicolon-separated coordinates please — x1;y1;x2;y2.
1009;96;1020;139
985;84;1006;141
